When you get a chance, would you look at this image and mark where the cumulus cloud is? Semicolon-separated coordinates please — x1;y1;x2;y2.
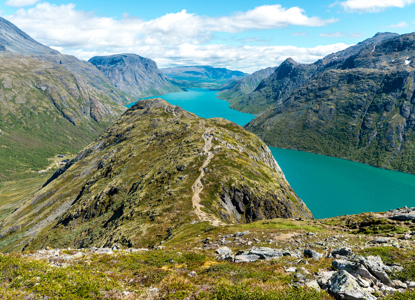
3;2;346;72
337;0;415;12
5;0;40;7
387;21;409;28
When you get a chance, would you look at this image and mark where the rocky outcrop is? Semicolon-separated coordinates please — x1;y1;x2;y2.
246;32;415;174
89;54;182;98
0;98;312;252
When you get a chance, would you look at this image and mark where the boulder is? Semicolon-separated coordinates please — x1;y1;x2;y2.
328;270;377;300
333;247;353;257
215;247;234;260
234;254;260;263
332;259;377;282
304;249;323;260
249;247;283;260
360;256;395;287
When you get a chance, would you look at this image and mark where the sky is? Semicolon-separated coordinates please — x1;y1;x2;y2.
0;0;414;73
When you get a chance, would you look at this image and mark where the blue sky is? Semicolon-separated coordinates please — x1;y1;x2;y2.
1;0;414;72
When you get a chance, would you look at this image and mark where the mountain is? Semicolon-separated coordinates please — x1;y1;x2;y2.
246;32;415;174
0;17;138;181
0;99;312;251
0;17;59;55
228;33;399;115
161;66;248;86
217;67;277;110
89;54;183;98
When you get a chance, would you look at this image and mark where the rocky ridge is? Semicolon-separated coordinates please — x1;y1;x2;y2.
0;98;311;252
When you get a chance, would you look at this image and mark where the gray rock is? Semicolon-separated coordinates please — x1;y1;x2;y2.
188;271;197;277
393;280;407;289
306;280;321;292
389;211;415;221
370;237;390;244
332;259;377;282
360;256;395;287
234;254;260;263
328;270;377;300
333;247;353;257
304;249;323;260
215;247;234;260
249;247;283;260
286;267;297;272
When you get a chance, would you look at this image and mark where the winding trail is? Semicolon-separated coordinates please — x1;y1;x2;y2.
192;126;225;226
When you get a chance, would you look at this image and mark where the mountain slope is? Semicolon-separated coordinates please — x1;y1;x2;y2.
246;32;415;174
89;54;182;98
0;99;312;251
229;33;399;115
0;17;59;55
0;53;128;180
217;67;277;109
0;17;138;180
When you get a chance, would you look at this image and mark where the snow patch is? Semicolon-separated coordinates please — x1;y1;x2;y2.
405;59;411;65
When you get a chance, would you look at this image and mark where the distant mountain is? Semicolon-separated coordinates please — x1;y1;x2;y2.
227;32;399;115
246;32;415;174
0;17;134;180
0;99;312;251
89;54;182;98
161;66;248;86
217;67;277;110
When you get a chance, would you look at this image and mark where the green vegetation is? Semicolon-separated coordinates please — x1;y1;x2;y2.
0;53;128;181
0;99;311;252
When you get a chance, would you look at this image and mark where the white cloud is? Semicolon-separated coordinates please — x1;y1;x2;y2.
5;0;40;7
3;2;346;72
387;21;409;28
338;0;415;12
320;32;364;38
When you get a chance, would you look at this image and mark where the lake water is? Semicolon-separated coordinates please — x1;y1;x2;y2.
127;89;415;219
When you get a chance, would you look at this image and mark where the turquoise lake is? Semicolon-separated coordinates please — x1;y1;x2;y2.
127;89;415;219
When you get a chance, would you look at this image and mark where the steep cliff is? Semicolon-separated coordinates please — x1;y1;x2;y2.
0;99;312;251
89;54;182;98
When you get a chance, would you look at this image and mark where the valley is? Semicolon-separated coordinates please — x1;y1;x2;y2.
0;8;415;299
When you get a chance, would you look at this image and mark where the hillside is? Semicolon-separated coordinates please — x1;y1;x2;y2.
227;32;398;115
246;32;415;174
0;99;312;252
0;53;128;181
217;67;277;108
89;54;183;98
161;65;247;87
0;17;138;181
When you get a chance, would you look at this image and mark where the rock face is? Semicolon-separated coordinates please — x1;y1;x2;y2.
246;32;415;174
227;32;398;115
89;54;182;98
0;99;312;251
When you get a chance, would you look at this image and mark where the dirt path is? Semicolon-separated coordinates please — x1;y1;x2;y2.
192;126;225;226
